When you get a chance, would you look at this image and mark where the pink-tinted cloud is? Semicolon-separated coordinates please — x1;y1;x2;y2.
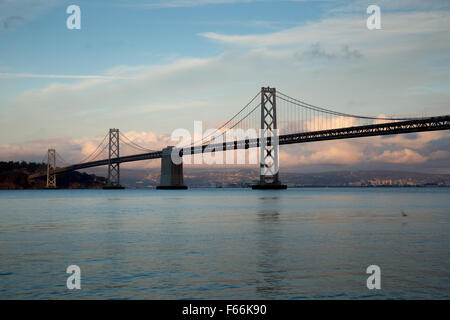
372;148;428;164
1;127;449;172
277;131;450;168
280;142;364;166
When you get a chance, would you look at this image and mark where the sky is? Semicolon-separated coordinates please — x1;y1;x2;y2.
0;0;450;173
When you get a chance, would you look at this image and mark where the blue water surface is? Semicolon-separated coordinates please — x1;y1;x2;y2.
0;187;449;299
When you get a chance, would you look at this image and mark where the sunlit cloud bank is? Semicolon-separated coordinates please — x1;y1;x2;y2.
1;128;449;174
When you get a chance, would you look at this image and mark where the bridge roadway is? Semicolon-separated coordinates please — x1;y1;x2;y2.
29;115;450;179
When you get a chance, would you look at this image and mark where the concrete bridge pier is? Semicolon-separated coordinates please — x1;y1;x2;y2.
156;146;188;190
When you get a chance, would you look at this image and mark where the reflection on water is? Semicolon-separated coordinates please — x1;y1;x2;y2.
256;196;284;298
0;187;449;299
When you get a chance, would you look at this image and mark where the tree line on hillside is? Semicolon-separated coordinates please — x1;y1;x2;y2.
0;161;106;189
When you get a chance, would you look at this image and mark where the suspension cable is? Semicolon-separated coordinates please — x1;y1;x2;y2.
79;132;109;163
182;91;261;148
120;138;154;152
189;102;262;149
119;132;157;152
55;152;71;166
278;91;418;121
90;143;109;162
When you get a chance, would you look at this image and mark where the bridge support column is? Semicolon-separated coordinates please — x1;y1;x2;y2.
46;148;57;189
252;87;287;190
157;146;187;190
104;128;124;189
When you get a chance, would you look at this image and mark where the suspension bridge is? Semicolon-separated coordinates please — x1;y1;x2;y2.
29;87;450;189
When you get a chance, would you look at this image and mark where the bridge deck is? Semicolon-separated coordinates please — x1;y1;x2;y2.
29;115;450;179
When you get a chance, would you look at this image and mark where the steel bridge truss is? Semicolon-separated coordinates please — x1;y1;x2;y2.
278;116;450;145
259;87;280;185
106;128;121;187
180;115;450;153
46;149;56;188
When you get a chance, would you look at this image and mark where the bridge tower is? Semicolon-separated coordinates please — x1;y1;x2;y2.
46;148;57;188
252;87;287;190
104;128;124;189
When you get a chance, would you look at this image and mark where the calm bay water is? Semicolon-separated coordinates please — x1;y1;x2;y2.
0;187;449;299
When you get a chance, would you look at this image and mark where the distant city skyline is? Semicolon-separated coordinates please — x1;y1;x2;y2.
1;0;449;173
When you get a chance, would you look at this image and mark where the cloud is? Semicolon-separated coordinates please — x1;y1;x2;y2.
0;0;63;31
199;10;450;50
0;130;171;169
429;150;450;161
1;0;449;175
0;73;134;80
2;125;449;173
280;142;365;166
333;0;450;13
372;148;428;164
1;16;25;29
295;43;363;61
276;129;450;169
115;0;261;9
370;131;447;149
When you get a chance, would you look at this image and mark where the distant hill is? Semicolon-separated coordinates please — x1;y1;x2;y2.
0;161;106;189
112;168;450;188
2;162;449;189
